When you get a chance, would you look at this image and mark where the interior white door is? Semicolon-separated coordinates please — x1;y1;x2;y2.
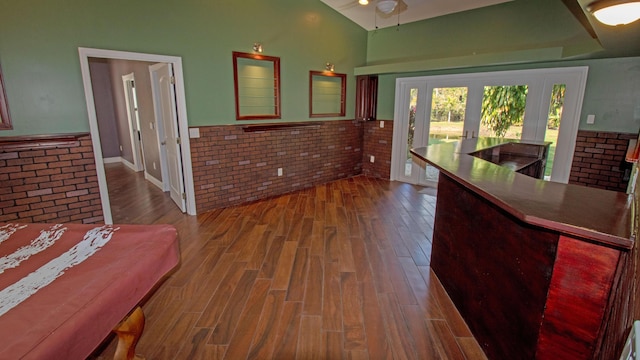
150;63;186;212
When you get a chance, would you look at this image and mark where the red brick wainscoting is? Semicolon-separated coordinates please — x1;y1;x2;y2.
362;119;393;179
190;120;364;213
0;134;103;223
569;130;636;192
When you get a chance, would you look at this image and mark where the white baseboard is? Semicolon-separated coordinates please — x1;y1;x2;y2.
103;157;121;164
121;158;139;172
144;172;165;191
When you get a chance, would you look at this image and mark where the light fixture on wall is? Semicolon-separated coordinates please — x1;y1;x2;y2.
358;0;369;5
587;0;640;26
325;63;335;72
252;42;263;53
377;0;398;14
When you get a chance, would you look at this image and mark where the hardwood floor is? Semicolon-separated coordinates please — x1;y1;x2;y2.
94;163;486;360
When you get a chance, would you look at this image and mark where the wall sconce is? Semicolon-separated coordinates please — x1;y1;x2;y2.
252;42;263;53
587;0;640;26
358;0;369;5
325;63;335;72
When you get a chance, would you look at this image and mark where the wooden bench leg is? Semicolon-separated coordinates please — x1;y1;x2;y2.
113;306;145;360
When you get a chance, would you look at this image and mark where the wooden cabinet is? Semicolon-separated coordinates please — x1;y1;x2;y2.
355;75;378;121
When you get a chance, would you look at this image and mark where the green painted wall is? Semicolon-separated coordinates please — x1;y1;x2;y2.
366;0;598;66
375;57;640;133
2;0;638;136
363;0;639;133
0;0;367;136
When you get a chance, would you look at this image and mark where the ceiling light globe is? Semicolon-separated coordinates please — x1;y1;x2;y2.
588;1;640;26
377;0;397;14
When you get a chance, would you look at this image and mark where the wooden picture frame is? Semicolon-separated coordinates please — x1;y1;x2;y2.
309;71;346;118
0;63;12;130
233;51;281;120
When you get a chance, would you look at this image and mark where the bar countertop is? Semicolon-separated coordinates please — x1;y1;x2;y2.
411;137;634;250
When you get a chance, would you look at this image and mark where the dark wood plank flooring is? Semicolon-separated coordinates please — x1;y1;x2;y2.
94;163;486;360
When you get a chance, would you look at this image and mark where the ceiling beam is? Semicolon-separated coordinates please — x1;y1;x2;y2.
560;0;599;39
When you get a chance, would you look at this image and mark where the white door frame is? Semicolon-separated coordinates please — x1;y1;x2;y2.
391;66;588;184
121;73;144;172
78;47;197;223
391;80;430;185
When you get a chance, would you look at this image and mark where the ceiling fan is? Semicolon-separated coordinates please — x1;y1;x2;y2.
339;0;407;16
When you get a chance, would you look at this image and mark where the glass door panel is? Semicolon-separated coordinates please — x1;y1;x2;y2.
392;67;587;185
479;85;528;139
404;88;419;177
543;83;566;179
429;87;468;144
424;86;469;184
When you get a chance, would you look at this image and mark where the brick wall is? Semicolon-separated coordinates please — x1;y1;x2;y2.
0;134;103;223
362;119;393;179
569;130;636;192
190;120;364;212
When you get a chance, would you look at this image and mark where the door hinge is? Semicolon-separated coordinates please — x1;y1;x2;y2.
170;76;176;84
182;193;186;200
176;137;181;145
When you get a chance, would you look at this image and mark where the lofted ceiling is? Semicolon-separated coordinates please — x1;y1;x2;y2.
320;0;640;59
319;0;513;31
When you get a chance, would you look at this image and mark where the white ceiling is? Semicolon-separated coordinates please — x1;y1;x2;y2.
320;0;514;30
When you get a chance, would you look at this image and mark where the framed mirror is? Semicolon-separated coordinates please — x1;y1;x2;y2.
0;63;12;130
233;51;281;120
309;71;346;118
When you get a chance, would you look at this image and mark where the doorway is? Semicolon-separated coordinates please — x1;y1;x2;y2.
78;47;196;224
391;67;588;185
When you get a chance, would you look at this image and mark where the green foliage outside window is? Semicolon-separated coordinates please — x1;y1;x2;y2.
481;85;528;137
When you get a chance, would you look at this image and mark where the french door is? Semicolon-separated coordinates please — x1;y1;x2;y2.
391;67;588;185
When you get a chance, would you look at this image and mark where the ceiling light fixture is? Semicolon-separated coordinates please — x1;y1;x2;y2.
358;0;369;5
376;0;398;14
587;0;640;26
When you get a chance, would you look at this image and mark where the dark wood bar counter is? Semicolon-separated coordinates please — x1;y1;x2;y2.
411;138;637;360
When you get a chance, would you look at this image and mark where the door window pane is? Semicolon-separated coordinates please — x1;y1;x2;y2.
543;84;565;179
429;87;467;144
480;85;528;139
405;88;418;177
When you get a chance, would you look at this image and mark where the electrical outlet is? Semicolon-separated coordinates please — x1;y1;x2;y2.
586;114;595;124
277;168;283;176
370;155;375;163
153;162;157;170
380;121;384;128
119;145;123;152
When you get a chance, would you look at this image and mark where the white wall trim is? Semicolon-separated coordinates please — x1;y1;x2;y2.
144;171;165;191
103;157;121;164
78;47;197;224
121;157;138;172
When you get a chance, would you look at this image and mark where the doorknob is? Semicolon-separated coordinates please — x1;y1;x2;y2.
161;141;166;145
